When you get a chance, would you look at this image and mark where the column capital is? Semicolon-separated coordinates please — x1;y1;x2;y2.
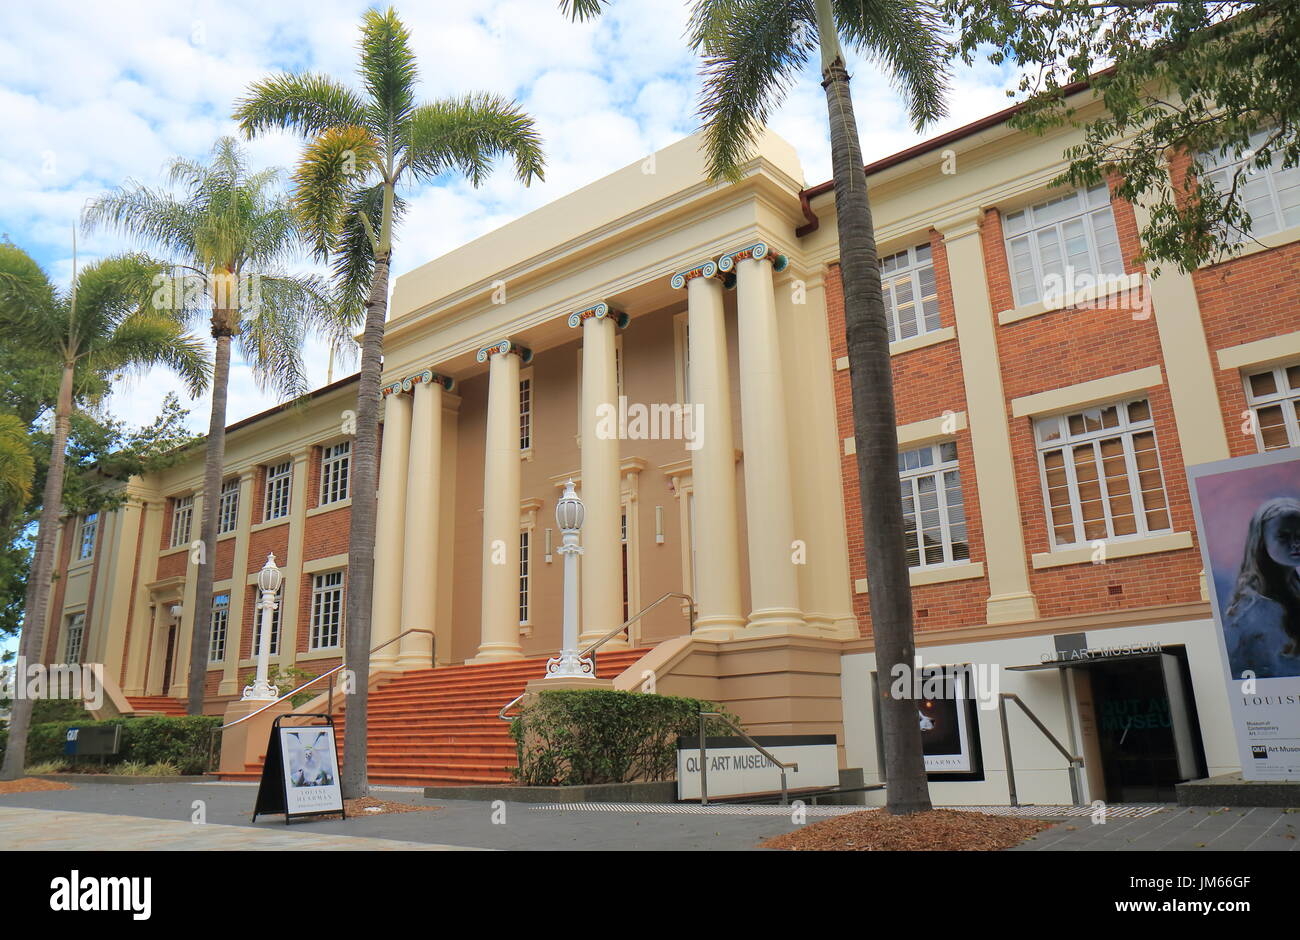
381;369;455;397
476;339;533;364
718;241;788;274
669;260;722;289
567;301;629;329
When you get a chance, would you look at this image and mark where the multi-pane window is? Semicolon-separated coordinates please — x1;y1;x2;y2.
251;585;282;656
1202;127;1300;241
518;530;531;625
310;571;344;649
78;512;98;560
620;509;630;623
319;441;351;505
1035;398;1172;548
209;594;229;662
880;244;941;343
519;377;533;452
899;442;969;568
170;495;193;548
1003;184;1124;307
65;613;84;663
263;460;292;521
218;478;240;535
1244;363;1300;451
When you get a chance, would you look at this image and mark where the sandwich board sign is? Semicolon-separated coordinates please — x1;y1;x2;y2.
252;714;346;824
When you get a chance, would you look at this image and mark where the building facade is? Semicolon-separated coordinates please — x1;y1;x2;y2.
43;91;1300;804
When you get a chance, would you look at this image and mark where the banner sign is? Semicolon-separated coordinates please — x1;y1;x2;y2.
252;715;346;823
675;734;838;800
918;668;984;778
1188;446;1300;780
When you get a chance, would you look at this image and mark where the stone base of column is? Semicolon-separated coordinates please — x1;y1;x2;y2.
690;614;745;641
217;698;293;774
393;653;432;671
468;641;525;663
370;650;400;671
579;631;628;650
743;607;815;638
985;592;1039;625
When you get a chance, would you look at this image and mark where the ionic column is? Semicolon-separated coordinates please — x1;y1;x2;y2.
572;303;627;648
371;385;411;669
671;261;744;638
399;371;452;669
472;340;530;662
722;242;806;634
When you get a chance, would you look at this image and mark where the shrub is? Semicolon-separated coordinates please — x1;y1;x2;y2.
25;760;68;775
24;715;221;774
238;665;320;706
510;689;738;787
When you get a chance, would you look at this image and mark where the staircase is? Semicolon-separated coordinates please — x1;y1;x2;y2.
125;695;187;716
215;647;650;786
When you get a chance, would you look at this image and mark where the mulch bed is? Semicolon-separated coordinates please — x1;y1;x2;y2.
761;809;1052;851
0;777;77;795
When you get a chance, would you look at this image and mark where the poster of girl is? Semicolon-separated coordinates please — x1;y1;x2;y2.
1190;453;1300;680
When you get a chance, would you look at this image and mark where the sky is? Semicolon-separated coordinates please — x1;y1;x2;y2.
0;0;1019;435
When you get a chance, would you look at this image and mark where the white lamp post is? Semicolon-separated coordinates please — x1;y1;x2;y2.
242;553;283;700
547;480;594;678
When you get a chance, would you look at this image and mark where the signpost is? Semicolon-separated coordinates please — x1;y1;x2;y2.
675;734;838;801
252;715;346;824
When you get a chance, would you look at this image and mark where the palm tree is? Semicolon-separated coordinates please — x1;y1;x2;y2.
0;414;34;519
84;137;338;716
560;0;947;814
0;243;208;779
234;6;546;798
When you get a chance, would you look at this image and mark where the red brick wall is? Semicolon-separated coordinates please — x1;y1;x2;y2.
304;506;350;561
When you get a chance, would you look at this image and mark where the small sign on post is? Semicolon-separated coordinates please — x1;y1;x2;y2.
252;715;345;824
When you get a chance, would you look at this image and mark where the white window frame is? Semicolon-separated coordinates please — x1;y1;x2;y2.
519;369;534;456
310;571;344;649
209;593;229;662
1003;184;1125;308
64;612;85;663
1243;362;1300;451
170;495;193;548
217;478;240;535
674;312;691;405
518;528;531;627
251;584;283;656
77;512;98;560
898;441;969;569
263;460;292;521
1034;398;1173;549
880;243;941;344
318;441;351;505
1202;127;1300;242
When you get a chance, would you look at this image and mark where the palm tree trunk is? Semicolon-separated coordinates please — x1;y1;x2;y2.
340;241;391;800
187;326;232;715
0;361;75;780
821;57;932;815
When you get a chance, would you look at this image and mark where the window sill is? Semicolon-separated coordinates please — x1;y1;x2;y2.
1204;222;1300;267
1031;530;1194;569
159;543;191;559
250;517;291;534
307;498;351;518
890;327;956;357
855;561;985;594
297;647;343;662
998;272;1144;326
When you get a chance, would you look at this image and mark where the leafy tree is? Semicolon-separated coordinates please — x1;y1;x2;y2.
559;0;946;814
85;136;338;715
945;0;1300;272
0;244;208;780
234;6;546;798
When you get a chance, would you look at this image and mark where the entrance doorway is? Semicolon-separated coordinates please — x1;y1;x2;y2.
1084;653;1204;802
162;625;176;696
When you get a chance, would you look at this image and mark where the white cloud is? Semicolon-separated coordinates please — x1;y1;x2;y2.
2;0;1019;438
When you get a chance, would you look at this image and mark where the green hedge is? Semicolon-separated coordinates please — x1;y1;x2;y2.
15;716;221;775
510;689;737;787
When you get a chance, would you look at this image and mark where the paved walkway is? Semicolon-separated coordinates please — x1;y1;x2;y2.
0;806;478;851
1012;805;1300;851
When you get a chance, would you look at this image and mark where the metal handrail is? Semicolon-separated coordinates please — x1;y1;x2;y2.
697;710;799;806
205;629;435;770
998;692;1084;807
498;591;696;722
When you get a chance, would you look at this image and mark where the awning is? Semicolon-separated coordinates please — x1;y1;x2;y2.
1007;651;1166;671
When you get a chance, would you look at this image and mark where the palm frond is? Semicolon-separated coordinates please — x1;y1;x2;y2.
0;412;35;511
291;126;383;262
357;7;419;134
88;310;210;397
689;0;814;182
82;184;198;259
402;94;547;187
237;272;326;399
0;242;58;334
234;72;369;139
328;183;401;334
835;0;948;131
558;0;609;21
